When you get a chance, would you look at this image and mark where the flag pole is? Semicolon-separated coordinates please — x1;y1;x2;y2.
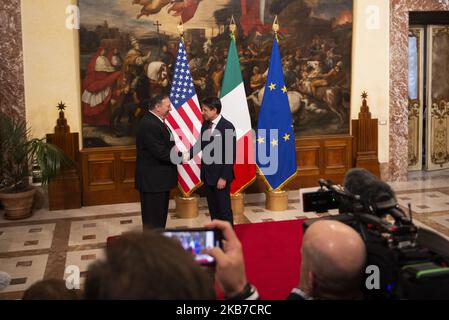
177;19;184;38
266;15;289;210
226;15;248;217
272;15;279;43
173;18;201;219
230;15;236;38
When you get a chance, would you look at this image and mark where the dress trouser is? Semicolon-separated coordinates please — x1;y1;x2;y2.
204;184;234;226
140;191;169;229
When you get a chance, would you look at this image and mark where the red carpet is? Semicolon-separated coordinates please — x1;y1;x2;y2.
108;219;304;300
234;219;304;300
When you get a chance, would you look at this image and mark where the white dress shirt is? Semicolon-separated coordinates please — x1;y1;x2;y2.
209;114;222;133
149;110;164;123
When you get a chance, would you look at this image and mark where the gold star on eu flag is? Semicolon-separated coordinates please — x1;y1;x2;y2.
257;136;265;144
282;86;287;93
271;138;278;146
283;133;290;141
269;83;276;91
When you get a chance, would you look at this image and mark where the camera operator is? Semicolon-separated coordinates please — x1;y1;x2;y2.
206;219;367;300
288;220;367;300
302;168;449;299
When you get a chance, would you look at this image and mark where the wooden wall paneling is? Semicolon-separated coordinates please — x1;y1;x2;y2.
81;146;139;206
324;139;349;174
80;136;353;206
87;154;115;190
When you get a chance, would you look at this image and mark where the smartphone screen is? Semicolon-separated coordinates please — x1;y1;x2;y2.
163;228;221;264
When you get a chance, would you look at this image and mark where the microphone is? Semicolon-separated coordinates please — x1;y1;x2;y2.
344;168;396;203
343;168;378;196
343;168;407;221
319;178;360;201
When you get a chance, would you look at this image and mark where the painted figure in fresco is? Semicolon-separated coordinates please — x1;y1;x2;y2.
110;48;123;70
159;44;175;69
211;63;224;97
133;0;202;22
108;35;155;136
240;0;272;36
146;61;170;96
124;36;152;72
250;66;265;92
310;61;344;97
81;0;353;147
82;48;121;126
111;66;150;136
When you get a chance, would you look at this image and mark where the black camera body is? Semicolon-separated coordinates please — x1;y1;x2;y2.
302;179;449;299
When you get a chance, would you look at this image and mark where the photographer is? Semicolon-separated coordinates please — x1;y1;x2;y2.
84;230;215;300
288;220;367;300
84;224;259;300
301;168;449;299
205;220;260;300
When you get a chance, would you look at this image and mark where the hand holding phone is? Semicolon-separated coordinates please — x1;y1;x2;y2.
162;228;222;265
204;220;248;298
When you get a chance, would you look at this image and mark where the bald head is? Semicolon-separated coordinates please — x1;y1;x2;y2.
300;220;366;299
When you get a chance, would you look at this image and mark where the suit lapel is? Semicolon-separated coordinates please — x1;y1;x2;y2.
213;117;225;136
148;111;171;140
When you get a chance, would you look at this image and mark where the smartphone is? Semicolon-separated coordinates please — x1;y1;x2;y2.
162;228;223;265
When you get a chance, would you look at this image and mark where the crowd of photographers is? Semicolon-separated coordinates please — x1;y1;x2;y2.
16;217;367;300
2;168;448;300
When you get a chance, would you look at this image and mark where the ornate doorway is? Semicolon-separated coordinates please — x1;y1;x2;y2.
408;25;449;171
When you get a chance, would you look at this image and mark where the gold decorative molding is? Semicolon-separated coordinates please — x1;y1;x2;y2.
430;98;449;166
431;98;449;119
408;99;420;166
409;29;421;40
433;26;449;37
408;99;420;119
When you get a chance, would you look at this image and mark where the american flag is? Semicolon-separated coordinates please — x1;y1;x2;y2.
166;38;203;196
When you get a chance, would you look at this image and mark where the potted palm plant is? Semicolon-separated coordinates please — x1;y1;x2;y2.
0;112;70;220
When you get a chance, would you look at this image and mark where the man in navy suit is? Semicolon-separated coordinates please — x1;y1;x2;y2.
185;97;236;225
135;94;179;228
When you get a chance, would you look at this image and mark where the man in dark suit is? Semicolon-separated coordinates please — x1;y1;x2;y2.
135;94;179;228
185;97;236;225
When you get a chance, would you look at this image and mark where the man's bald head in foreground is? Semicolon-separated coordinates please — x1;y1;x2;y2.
299;220;367;299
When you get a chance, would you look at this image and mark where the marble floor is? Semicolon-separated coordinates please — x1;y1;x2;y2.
1;169;449;299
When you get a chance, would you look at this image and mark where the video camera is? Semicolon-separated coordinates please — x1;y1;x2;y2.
302;169;449;299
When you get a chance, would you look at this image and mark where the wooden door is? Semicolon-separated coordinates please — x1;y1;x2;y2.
408;27;425;171
426;25;449;171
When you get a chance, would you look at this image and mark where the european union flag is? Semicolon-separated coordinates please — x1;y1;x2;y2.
256;36;297;190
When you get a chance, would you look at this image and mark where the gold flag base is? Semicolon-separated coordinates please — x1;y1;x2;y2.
265;190;288;211
231;193;245;216
175;194;199;219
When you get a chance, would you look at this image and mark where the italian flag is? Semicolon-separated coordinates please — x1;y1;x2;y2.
220;34;256;195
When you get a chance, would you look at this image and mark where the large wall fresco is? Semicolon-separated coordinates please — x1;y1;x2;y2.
79;0;353;148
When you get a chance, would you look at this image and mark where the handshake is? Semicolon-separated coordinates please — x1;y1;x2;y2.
182;152;190;163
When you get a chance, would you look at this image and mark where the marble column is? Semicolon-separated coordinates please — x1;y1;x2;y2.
389;0;449;181
0;0;25;120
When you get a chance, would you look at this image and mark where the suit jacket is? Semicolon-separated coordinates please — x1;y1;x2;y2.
135;111;178;192
191;116;236;186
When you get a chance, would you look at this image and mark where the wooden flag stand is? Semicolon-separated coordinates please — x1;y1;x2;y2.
231;193;245;216
265;190;288;211
175;194;199;219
